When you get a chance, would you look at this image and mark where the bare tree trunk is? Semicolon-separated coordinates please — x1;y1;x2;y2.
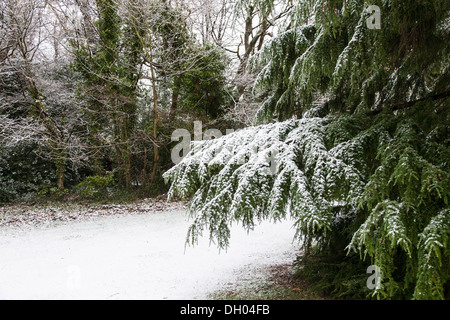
234;3;291;96
75;0;97;51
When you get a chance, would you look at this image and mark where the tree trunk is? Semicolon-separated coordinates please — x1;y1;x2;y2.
149;53;159;189
170;88;179;118
56;160;65;190
129;13;160;192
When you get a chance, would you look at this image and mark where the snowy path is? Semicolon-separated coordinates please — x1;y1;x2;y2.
0;210;298;300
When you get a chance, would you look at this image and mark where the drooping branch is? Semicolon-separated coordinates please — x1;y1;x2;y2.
371;90;450;115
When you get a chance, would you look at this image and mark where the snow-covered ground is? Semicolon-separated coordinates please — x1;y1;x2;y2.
0;209;298;300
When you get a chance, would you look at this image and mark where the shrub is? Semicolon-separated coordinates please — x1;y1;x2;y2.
76;174;115;201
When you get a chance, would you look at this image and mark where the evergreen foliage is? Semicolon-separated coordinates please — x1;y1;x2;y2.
164;0;450;299
71;0;143;188
177;45;230;119
0;143;56;203
252;0;449;120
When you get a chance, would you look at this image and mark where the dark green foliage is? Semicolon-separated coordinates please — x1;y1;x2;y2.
71;0;143;189
253;0;449;121
294;251;369;299
178;46;230;119
76;174;115;201
0;144;56;203
294;205;370;300
166;7;450;294
69;0;230;194
165;101;449;299
0;143;84;203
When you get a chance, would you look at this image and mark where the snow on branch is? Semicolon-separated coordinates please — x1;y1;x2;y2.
164;116;370;248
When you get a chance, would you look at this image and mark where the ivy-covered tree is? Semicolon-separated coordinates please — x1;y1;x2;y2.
164;0;449;299
71;0;144;189
71;0;231;192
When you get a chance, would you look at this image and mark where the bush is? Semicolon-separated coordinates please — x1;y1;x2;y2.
0;144;56;203
76;174;115;201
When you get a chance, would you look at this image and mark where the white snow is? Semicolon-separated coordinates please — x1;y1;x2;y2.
0;210;298;300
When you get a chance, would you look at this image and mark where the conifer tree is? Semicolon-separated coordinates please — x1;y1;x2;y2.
164;0;449;299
